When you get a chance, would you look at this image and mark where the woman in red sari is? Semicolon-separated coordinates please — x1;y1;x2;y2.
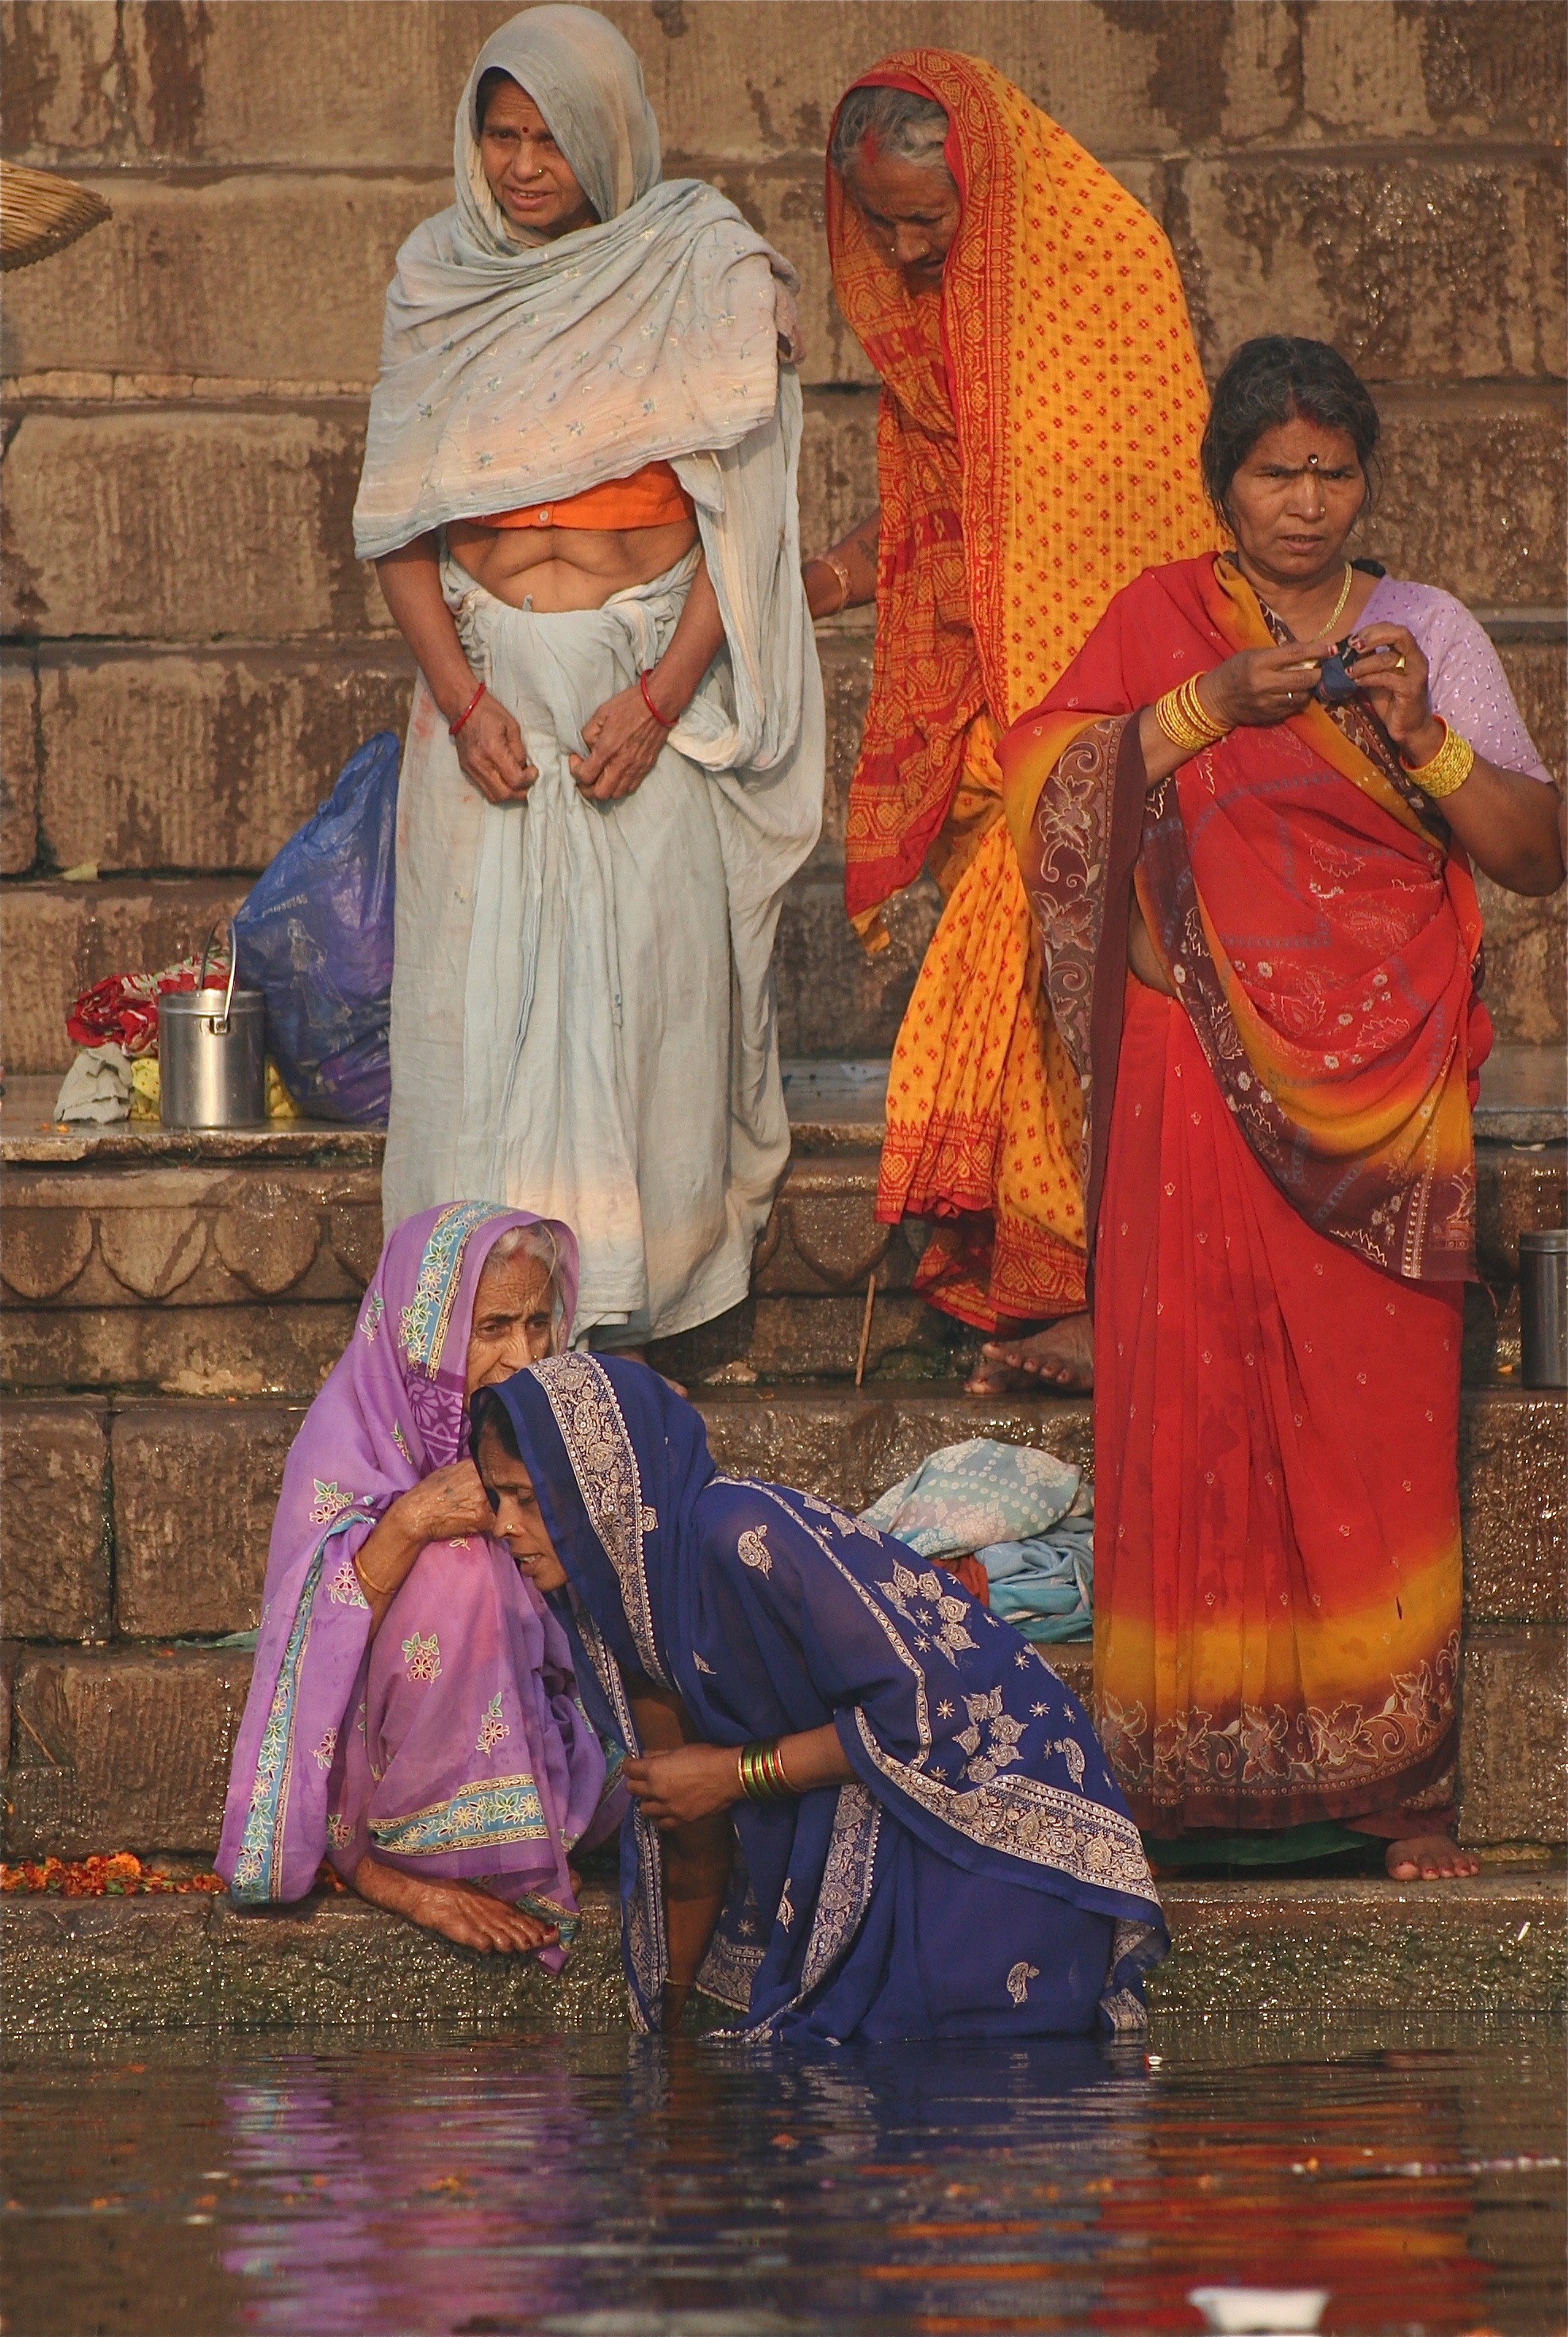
1000;337;1562;1880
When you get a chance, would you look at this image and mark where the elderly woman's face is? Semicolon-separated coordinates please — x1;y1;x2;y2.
475;1420;568;1593
479;77;597;238
1226;415;1367;584
843;146;961;292
463;1247;556;1397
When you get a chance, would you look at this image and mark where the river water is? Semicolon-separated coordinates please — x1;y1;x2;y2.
3;2016;1562;2335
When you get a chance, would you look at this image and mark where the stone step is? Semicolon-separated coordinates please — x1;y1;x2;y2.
6;1628;1560;1864
0;395;873;645
2;1870;1561;2046
4;631;1558;1069
0;1636;1082;1860
6;154;1561;408
3;620;1558;897
10;2;1561;176
6;390;1561;654
1;626;880;881
4;1382;1561;1646
0;863;940;1078
4;1057;1560;1385
0;1143;952;1392
4;723;1559;1086
3;1061;1561;1857
4;1392;1101;1648
2;1378;1562;1858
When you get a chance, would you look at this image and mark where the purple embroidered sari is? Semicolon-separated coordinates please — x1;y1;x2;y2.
216;1202;621;1964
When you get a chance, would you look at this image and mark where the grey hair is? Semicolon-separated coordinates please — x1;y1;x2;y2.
481;1221;568;1354
829;84;951;179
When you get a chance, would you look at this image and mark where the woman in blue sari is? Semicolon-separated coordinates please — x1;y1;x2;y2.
472;1354;1165;2041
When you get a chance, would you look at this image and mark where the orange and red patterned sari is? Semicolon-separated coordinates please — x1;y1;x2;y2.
827;52;1216;1330
1000;554;1488;1832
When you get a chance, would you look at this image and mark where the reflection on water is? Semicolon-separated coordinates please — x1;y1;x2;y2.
2;2017;1562;2336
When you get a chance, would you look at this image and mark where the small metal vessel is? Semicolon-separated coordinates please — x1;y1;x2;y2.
157;924;267;1129
1520;1226;1568;1389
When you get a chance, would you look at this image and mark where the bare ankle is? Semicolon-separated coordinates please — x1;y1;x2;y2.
662;1981;694;2034
352;1851;421;1920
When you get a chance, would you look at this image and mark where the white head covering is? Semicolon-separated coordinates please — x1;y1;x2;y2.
353;0;803;579
460;6;661;246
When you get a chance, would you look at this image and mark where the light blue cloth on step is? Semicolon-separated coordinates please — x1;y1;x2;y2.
859;1437;1093;1643
981;1496;1094;1644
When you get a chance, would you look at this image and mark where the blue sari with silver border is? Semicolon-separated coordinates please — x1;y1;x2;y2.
478;1355;1166;2043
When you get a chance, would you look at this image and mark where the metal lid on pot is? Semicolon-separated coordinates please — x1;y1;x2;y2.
156;925;262;1034
159;982;263;1017
1519;1227;1568;1254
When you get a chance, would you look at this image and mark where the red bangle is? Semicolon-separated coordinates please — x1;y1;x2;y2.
638;670;677;728
448;682;486;740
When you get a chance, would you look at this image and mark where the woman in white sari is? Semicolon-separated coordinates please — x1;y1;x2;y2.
355;6;823;1353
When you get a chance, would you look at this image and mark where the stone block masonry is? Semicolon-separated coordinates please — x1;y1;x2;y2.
1;1376;1560;1860
1;1;1562;1078
5;392;1562;643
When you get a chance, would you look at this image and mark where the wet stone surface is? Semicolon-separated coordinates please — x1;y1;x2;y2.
3;1870;1558;2045
0;2016;1562;2335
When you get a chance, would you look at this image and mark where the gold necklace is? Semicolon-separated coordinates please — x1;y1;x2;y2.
1227;551;1356;637
1321;563;1355;636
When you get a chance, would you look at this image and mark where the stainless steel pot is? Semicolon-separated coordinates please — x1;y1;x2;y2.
158;924;267;1128
1519;1226;1568;1390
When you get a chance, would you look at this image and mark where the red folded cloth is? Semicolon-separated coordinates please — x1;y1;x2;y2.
66;957;206;1057
932;1552;990;1608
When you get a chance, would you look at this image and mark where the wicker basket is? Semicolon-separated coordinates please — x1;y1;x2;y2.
0;161;111;273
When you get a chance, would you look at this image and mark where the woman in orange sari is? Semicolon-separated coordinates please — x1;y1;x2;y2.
1000;337;1563;1878
803;60;1216;1390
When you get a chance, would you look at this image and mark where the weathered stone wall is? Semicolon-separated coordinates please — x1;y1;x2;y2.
3;0;1563;1071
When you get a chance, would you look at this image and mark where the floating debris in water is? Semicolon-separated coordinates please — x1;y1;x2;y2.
1189;2288;1328;2334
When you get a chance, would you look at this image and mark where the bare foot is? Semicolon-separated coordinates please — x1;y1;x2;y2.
352;1854;559;1951
972;1312;1093;1394
1383;1832;1480;1882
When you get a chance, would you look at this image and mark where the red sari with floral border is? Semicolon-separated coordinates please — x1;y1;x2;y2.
998;555;1486;1832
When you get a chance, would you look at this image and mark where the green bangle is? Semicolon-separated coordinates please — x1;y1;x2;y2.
737;1739;794;1803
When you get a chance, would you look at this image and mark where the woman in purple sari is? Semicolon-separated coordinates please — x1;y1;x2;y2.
472;1355;1166;2040
217;1202;621;1961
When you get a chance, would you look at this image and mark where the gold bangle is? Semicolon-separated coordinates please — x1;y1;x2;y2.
1152;692;1199;751
1154;676;1228;755
352;1547;400;1600
809;552;853;615
1178;674;1230;744
1402;719;1475;800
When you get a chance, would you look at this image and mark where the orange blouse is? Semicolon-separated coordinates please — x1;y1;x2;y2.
480;460;695;532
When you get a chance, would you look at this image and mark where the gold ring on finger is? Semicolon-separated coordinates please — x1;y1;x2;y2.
1392;655;1406;671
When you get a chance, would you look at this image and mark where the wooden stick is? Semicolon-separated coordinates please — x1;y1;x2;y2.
854;1269;877;1388
13;1706;59;1764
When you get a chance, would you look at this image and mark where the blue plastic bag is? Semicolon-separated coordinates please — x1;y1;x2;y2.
233;732;398;1124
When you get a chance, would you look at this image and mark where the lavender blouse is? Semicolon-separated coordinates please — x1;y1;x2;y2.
1360;577;1553;783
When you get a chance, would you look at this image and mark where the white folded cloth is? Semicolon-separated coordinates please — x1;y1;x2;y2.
54;1043;134;1123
